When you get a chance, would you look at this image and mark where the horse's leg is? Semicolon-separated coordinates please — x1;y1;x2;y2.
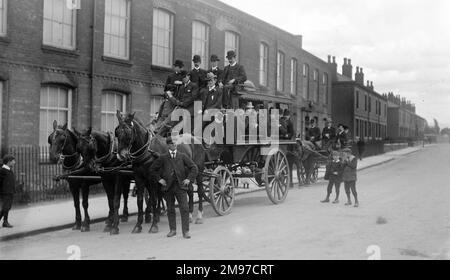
132;175;144;234
111;175;122;235
296;159;303;186
81;182;91;232
144;188;152;224
103;177;114;232
195;172;204;224
148;176;160;234
121;178;130;222
69;182;82;230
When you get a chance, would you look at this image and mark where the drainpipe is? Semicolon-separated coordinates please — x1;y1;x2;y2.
90;0;97;128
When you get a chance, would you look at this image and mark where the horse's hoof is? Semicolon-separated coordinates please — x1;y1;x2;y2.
195;218;203;225
149;225;159;234
110;228;120;235
81;226;90;233
132;226;142;234
120;216;129;223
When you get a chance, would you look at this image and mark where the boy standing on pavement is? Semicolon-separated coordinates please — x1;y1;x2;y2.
321;151;344;204
0;155;16;228
342;148;359;207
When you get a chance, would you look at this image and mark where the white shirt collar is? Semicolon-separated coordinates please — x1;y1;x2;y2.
185;81;191;86
194;66;200;71
2;165;11;171
209;85;216;91
212;66;218;70
229;62;237;67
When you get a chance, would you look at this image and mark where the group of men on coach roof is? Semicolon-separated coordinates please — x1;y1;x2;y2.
154;50;247;137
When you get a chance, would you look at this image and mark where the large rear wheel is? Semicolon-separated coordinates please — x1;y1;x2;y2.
264;150;290;204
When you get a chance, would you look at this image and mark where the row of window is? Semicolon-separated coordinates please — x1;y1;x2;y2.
355;119;387;140
356;90;387;116
38;85;161;147
0;0;330;100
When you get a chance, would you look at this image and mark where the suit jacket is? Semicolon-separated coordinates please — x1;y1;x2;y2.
223;63;247;85
336;131;347;147
279;118;294;140
342;156;357;182
322;127;336;141
164;72;184;93
190;68;208;89
201;86;223;110
306;126;321;141
0;167;16;194
150;151;198;191
209;67;224;84
168;82;200;116
325;160;344;182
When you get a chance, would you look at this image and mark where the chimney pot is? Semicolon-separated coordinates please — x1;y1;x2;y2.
348;59;352;65
344;58;347;65
332;56;336;63
327;55;331;63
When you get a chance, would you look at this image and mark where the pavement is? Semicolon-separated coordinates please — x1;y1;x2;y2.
0;145;426;242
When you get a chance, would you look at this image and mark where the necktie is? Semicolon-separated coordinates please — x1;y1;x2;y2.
171;152;176;159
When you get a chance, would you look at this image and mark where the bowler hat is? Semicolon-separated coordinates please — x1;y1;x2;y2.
210;54;220;62
173;60;184;68
192;55;202;63
226;50;236;59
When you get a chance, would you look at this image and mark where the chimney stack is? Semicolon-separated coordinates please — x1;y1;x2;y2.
342;58;353;79
355;67;364;86
328;55;338;82
370;81;374;91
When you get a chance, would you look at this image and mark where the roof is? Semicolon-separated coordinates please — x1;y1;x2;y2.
336;74;353;82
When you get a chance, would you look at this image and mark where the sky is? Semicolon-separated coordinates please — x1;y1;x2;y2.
220;0;450;129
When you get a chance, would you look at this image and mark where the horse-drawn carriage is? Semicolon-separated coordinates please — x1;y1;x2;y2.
48;84;332;235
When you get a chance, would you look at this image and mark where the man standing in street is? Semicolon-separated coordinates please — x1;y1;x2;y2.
222;50;247;109
356;137;366;161
150;137;198;239
0;155;16;228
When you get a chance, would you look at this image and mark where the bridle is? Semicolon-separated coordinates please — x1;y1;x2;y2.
117;120;152;163
53;129;83;170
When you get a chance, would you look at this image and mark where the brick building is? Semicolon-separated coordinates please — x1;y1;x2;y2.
0;0;332;151
329;57;388;141
385;92;426;140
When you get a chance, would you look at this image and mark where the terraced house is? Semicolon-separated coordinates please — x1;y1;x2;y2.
0;0;333;152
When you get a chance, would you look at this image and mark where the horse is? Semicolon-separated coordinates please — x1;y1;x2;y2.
73;127;134;233
48;121;101;232
287;140;318;187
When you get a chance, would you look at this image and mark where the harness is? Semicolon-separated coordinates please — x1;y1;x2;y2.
94;132;117;165
54;130;84;171
122;121;158;164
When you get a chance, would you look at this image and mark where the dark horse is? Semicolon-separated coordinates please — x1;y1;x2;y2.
287;140;318;187
49;121;101;232
74;127;133;234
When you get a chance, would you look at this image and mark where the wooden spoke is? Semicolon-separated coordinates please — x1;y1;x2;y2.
264;150;290;205
209;166;235;216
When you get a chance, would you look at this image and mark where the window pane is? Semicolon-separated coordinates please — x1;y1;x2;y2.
58;88;68;107
40;87;49;107
152;9;173;66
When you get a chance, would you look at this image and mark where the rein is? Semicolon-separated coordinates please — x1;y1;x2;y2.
122;121;153;164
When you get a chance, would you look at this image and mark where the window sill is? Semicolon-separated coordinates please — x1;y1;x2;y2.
151;64;173;72
102;56;133;67
0;35;11;46
42;45;80;57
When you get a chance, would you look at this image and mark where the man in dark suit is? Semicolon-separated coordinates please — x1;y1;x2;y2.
158;71;200;136
209;54;224;87
150;137;198;239
336;124;347;149
202;72;223;111
322;120;336;150
164;59;185;94
280;110;295;140
306;119;321;149
190;55;208;89
222;50;247;109
0;155;16;228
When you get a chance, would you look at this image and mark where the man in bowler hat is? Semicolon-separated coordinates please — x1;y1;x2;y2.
0;155;16;228
209;54;224;87
164;59;185;94
190;55;208;89
150;137;198;239
222;50;247;109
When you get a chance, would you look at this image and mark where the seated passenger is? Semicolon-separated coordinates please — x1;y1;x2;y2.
306;119;321;149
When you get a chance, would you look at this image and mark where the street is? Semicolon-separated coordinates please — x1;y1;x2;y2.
0;144;449;260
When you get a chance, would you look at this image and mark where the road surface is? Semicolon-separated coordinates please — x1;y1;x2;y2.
0;144;449;260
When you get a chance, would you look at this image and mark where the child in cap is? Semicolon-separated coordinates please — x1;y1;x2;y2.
322;151;344;204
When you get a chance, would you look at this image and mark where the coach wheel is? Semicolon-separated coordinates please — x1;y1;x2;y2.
209;166;235;216
264;150;290;204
